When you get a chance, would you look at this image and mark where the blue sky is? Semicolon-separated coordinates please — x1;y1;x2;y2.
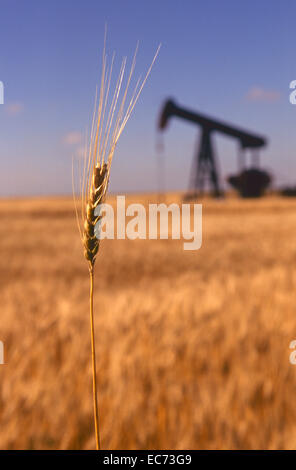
0;0;295;196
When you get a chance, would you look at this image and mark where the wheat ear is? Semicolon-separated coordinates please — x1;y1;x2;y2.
73;40;160;450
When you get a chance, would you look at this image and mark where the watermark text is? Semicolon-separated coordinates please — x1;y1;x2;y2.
94;196;202;251
0;341;3;365
0;81;3;105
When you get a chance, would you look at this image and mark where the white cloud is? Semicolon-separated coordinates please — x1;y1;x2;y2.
5;101;24;115
63;131;83;145
246;86;281;103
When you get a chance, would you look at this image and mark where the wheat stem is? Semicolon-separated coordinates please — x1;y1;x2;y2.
89;265;101;450
73;39;160;450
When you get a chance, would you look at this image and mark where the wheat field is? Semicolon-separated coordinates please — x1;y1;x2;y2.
0;193;296;449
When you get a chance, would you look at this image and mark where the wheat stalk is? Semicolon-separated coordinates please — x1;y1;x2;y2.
73;37;160;450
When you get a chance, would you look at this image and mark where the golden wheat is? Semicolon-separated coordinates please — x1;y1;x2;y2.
73;38;160;449
3;195;296;449
83;164;108;266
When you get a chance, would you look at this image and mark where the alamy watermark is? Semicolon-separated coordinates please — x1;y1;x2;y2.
289;80;296;104
0;81;3;105
289;340;296;364
0;341;3;365
94;196;202;251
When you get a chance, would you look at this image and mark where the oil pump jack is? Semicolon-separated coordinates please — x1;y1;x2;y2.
158;99;270;198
